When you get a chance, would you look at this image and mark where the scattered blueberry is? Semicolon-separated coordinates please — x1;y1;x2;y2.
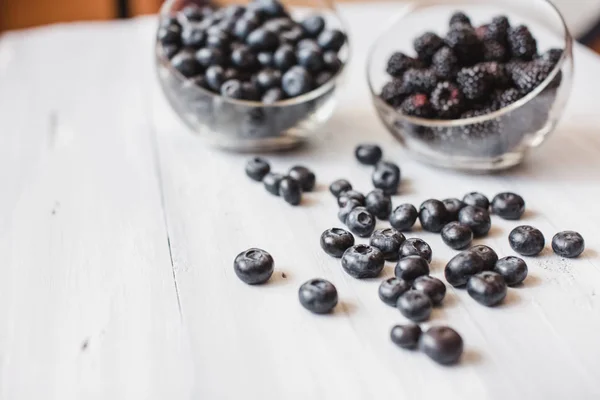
399;238;432;263
419;199;450;233
509;225;545;256
245;157;270;181
467;271;507;306
441;222;473;250
279;176;302;206
395;256;430;281
355;144;383;165
390;324;422;349
234;248;274;284
397;291;432;322
379;277;411;306
282;66;314;97
494;256;528;286
298;279;338;314
370;228;406;261
458;205;491;237
442;198;466;221
419;326;463;365
390;204;418;231
329;179;352;197
365;189;392;220
491;192;525;220
338;199;361;224
463;192;490;209
263;172;284;195
320;228;354;258
552;231;585;258
372;161;401;195
341;244;385;279
288;165;316;192
413;275;446;305
346;207;376;238
469;245;498;270
337;190;365;207
444;250;485;287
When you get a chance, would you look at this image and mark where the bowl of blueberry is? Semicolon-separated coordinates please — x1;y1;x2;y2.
156;0;348;151
367;0;573;171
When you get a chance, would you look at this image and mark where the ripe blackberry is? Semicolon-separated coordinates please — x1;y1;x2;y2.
479;62;510;88
488;16;510;43
508;25;537;60
483;40;508;62
456;65;491;100
432;47;459;80
449;11;471;27
387;52;421;78
511;61;551;94
401;94;434;118
402;68;439;94
431;81;465;119
496;88;522;108
445;23;483;66
381;79;410;107
539;48;563;67
413;32;445;64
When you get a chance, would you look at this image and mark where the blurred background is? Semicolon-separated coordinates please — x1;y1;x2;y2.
2;0;600;51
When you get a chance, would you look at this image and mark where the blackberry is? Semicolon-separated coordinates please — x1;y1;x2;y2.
511;62;551;94
445;24;483;65
508;25;537;60
380;79;410;108
496;88;522;108
432;47;459;80
488;16;510;43
449;11;471;27
539;48;563;67
401;94;434;118
483;40;508;62
480;61;510;88
456;65;491;100
402;68;438;94
387;52;420;78
431;81;465;119
413;32;445;64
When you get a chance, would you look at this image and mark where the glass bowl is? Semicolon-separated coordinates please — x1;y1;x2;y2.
367;0;573;171
156;0;349;152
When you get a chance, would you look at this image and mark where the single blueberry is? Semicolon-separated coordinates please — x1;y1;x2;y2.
230;45;258;70
262;87;285;103
442;198;467;221
355;144;383;165
419;199;450;233
397;291;432;322
365;189;392;220
390;204;418;231
413;275;446;305
257;51;274;68
552;231;585;258
301;15;326;38
180;4;205;22
206;31;231;49
247;28;279;52
458;205;491;237
233;248;274;284
346;207;376;238
494;256;528;286
337;190;365;207
491;192;526;220
205;65;225;91
338;199;361;224
444;250;485;287
273;45;297;71
463;192;490;209
329;179;352;197
297;47;325;73
181;27;206;48
254;0;286;18
320;228;355;258
441;222;473;250
419;326;463;365
395;255;430;281
390;324;422;349
379;277;411;306
245;157;270;181
372;161;401;195
280;27;305;45
195;47;225;67
341;244;385;279
399;238;432;263
509;225;545;256
263;172;284;196
467;271;507;307
323;51;343;73
469;245;498;270
370;228;406;261
220;79;245;99
256;68;282;91
171;50;202;78
298;279;338;314
282;66;314;97
288;166;316;192
317;29;346;52
279;176;302;206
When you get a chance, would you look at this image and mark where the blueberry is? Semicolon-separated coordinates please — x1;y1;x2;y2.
372;161;401;195
370;228;405;261
390;204;418;231
341;244;384;279
181;27;205;48
262;87;285;103
394;255;430;281
205;65;225;91
329;179;352;197
297;47;325;73
220;79;244;99
298;279;338;314
337;190;365;207
419;326;463;365
263;172;284;196
365;189;392;220
323;51;343;73
346;207;376;238
242;82;261;101
379;277;411;306
162;44;181;59
282;66;314;97
196;47;225;67
390;324;422;349
441;222;473;250
338;199;361;224
463;192;490;209
469;245;498;270
315;71;334;86
256;68;282;91
467;271;507;306
397;291;432;322
317;29;346;52
288;166;316;192
280;27;305;45
442;198;466;221
297;38;320;51
494;256;528;286
180;4;205;22
509;225;545;256
274;45;297;71
234;248;274;284
245;157;270;181
399;238;432;263
257;51;274;68
206;31;231;49
279;177;302;206
552;231;585;258
458;205;491;237
355;144;383;165
419;199;450;233
301;15;326;38
254;0;286;17
263;17;295;33
444;251;485;287
231;46;258;70
247;28;279;52
413;275;446;305
320;228;354;258
171;50;202;78
491;192;525;220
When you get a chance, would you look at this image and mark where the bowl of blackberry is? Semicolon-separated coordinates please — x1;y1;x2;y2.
156;0;348;151
368;0;573;171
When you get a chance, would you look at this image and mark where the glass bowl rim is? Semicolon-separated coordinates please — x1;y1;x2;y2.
365;0;573;128
156;0;352;109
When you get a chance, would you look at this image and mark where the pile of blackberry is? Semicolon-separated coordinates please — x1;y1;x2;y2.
157;0;346;103
380;11;563;120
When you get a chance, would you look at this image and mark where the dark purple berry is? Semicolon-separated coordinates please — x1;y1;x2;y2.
370;228;405;261
420;326;463;365
279;176;302;206
355;144;383;165
552;231;585;258
470;245;498;270
257;51;274;68
491;192;525;220
372;161;401;195
457;65;491;100
380;278;411;306
231;45;258;70
263;172;284;196
247;28;279;52
401;94;434;118
483;40;508;62
432;47;459;80
449;11;471;27
431;81;464;119
233;17;260;40
346;207;376;238
442;198;466;221
413;275;446;305
338;199;361;224
273;45;297;71
317;29;346;52
494;256;528;286
380;79;410;108
402;68;439;94
390;204;418;231
341;245;384;279
245;157;270;181
220;79;244;99
508;25;537;60
463;192;489;209
444;250;485;287
397;290;432;322
337;190;365;207
288;165;315;192
256;68;282;91
467;271;507;306
387;52;420;78
365;189;392;220
496;88;522;108
395;256;430;281
282;66;314;97
181;27;206;48
391;324;422;349
329;179;352;197
234;248;274;284
299;279;338;314
301;15;325;38
171;50;202;78
441;222;473;250
320;228;355;258
297;47;325;72
509;225;545;256
399;238;432;263
446;23;483;65
323;51;342;73
195;47;225;67
458;205;491;237
419;199;449;233
413;32;445;64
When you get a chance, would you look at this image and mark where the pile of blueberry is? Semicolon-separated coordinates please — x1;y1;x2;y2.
157;0;346;103
380;11;563;120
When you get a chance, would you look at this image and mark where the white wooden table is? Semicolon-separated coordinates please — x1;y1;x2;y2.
1;4;600;400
